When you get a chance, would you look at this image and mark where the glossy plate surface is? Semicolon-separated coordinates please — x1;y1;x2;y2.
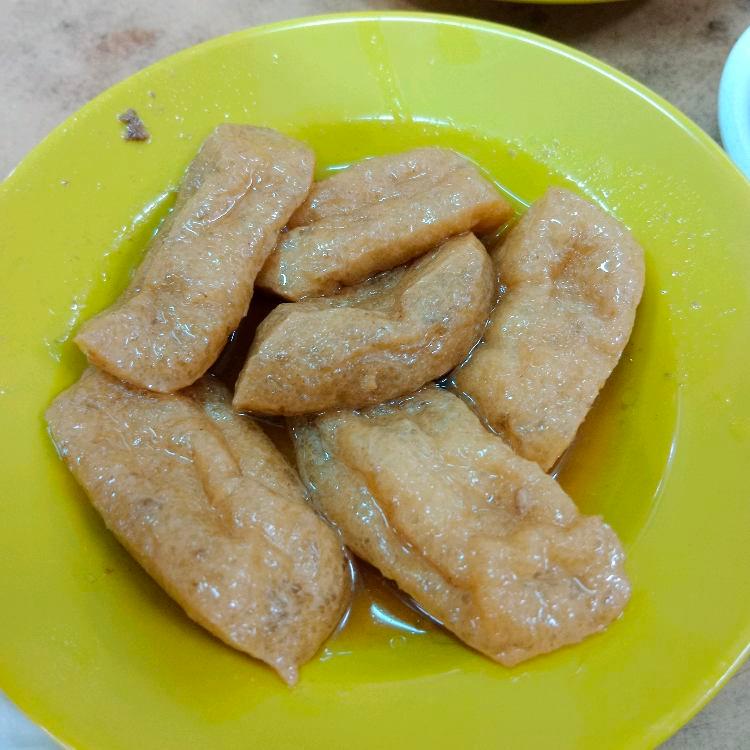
1;12;748;750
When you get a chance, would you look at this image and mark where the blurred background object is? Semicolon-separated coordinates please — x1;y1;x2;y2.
719;25;750;177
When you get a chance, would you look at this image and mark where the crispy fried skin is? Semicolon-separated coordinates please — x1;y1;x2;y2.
46;369;349;684
454;188;645;470
234;234;494;415
257;148;511;300
293;386;630;666
75;125;314;392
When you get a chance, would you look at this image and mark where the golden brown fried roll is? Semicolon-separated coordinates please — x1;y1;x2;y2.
454;188;645;470
293;385;630;667
234;233;494;415
257;147;511;300
46;369;349;684
76;125;314;392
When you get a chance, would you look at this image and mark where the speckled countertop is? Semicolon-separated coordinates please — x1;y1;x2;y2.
0;0;748;747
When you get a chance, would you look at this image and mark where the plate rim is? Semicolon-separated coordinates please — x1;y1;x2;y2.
5;11;749;193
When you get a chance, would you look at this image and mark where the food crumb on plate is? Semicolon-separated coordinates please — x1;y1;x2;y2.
118;109;150;141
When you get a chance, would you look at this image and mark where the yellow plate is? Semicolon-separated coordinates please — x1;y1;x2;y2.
1;12;749;750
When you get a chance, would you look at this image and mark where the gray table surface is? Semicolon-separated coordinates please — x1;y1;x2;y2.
1;0;748;747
